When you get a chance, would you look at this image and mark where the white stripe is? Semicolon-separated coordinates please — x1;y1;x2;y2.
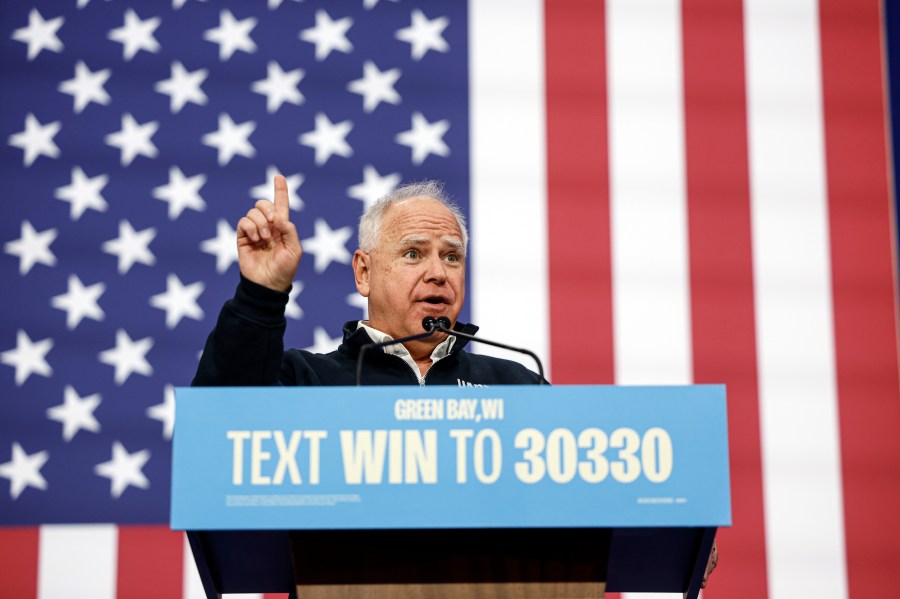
744;0;848;597
608;1;690;597
183;533;207;599
38;524;117;599
468;0;549;378
608;0;692;391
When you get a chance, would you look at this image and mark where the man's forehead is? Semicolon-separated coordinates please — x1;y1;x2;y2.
383;197;461;233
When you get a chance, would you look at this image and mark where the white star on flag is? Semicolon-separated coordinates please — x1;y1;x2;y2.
201;219;238;273
347;61;401;113
300;10;353;61
286;281;304;320
153;166;207;219
172;0;201;9
303;327;342;354
149;274;205;329
12;9;64;61
54;166;109;220
51;274;106;330
269;0;304;8
4;220;57;275
301;218;353;273
107;9;160;61
1;330;53;386
94;442;150;499
0;443;49;500
395;9;449;61
347;165;401;210
204;10;257;61
58;61;111;114
250;167;305;210
364;0;399;9
396;111;450;165
154;61;209;113
98;329;154;385
102;220;157;274
8;113;61;167
252;61;305;113
299;112;353;165
146;385;175;441
202;113;256;166
104;113;159;166
46;385;102;442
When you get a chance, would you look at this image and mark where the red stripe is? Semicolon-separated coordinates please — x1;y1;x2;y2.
545;0;615;385
0;527;39;597
680;1;770;596
116;525;184;598
819;0;900;594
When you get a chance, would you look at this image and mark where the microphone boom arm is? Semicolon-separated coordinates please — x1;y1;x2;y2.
432;320;545;385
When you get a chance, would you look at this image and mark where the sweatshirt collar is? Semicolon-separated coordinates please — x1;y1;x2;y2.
339;320;479;357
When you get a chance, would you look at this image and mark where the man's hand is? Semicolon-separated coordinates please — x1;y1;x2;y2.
236;175;302;292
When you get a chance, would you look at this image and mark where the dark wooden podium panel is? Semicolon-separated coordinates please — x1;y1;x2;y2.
291;528;610;598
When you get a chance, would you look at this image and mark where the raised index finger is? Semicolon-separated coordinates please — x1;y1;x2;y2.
272;174;291;222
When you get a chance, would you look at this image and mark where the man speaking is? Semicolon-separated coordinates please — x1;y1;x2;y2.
193;175;543;387
190;175;719;590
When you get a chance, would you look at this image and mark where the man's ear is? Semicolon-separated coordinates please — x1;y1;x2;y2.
352;250;370;297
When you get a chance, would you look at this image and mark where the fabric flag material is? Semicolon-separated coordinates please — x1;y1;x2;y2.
1;0;899;598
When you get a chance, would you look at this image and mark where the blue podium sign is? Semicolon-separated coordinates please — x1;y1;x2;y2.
171;385;730;531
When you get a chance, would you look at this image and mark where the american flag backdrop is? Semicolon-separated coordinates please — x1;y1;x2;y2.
1;0;899;597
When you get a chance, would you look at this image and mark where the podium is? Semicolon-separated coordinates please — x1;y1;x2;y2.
172;385;729;598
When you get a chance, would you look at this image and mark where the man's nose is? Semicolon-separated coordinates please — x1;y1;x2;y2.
423;254;447;283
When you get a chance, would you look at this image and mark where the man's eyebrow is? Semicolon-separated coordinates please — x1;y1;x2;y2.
396;236;465;251
398;236;429;246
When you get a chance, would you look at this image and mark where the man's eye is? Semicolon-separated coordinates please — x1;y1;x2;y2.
444;253;460;262
403;249;420;259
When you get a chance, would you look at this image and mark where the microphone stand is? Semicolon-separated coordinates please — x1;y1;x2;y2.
431;319;546;385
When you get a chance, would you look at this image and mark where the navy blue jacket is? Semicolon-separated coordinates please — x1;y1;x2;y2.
192;278;543;387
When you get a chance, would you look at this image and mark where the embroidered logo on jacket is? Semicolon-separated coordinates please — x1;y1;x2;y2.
457;378;487;387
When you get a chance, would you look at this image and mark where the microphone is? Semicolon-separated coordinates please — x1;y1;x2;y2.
355;317;442;386
430;319;546;385
422;316;451;331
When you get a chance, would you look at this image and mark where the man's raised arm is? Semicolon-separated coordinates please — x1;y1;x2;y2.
192;176;303;387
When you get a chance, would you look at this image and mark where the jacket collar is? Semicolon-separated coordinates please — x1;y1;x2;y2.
339;320;479;357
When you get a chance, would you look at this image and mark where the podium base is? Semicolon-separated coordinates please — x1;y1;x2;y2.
186;526;715;598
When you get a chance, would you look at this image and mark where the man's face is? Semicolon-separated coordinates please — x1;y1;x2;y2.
353;197;465;343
